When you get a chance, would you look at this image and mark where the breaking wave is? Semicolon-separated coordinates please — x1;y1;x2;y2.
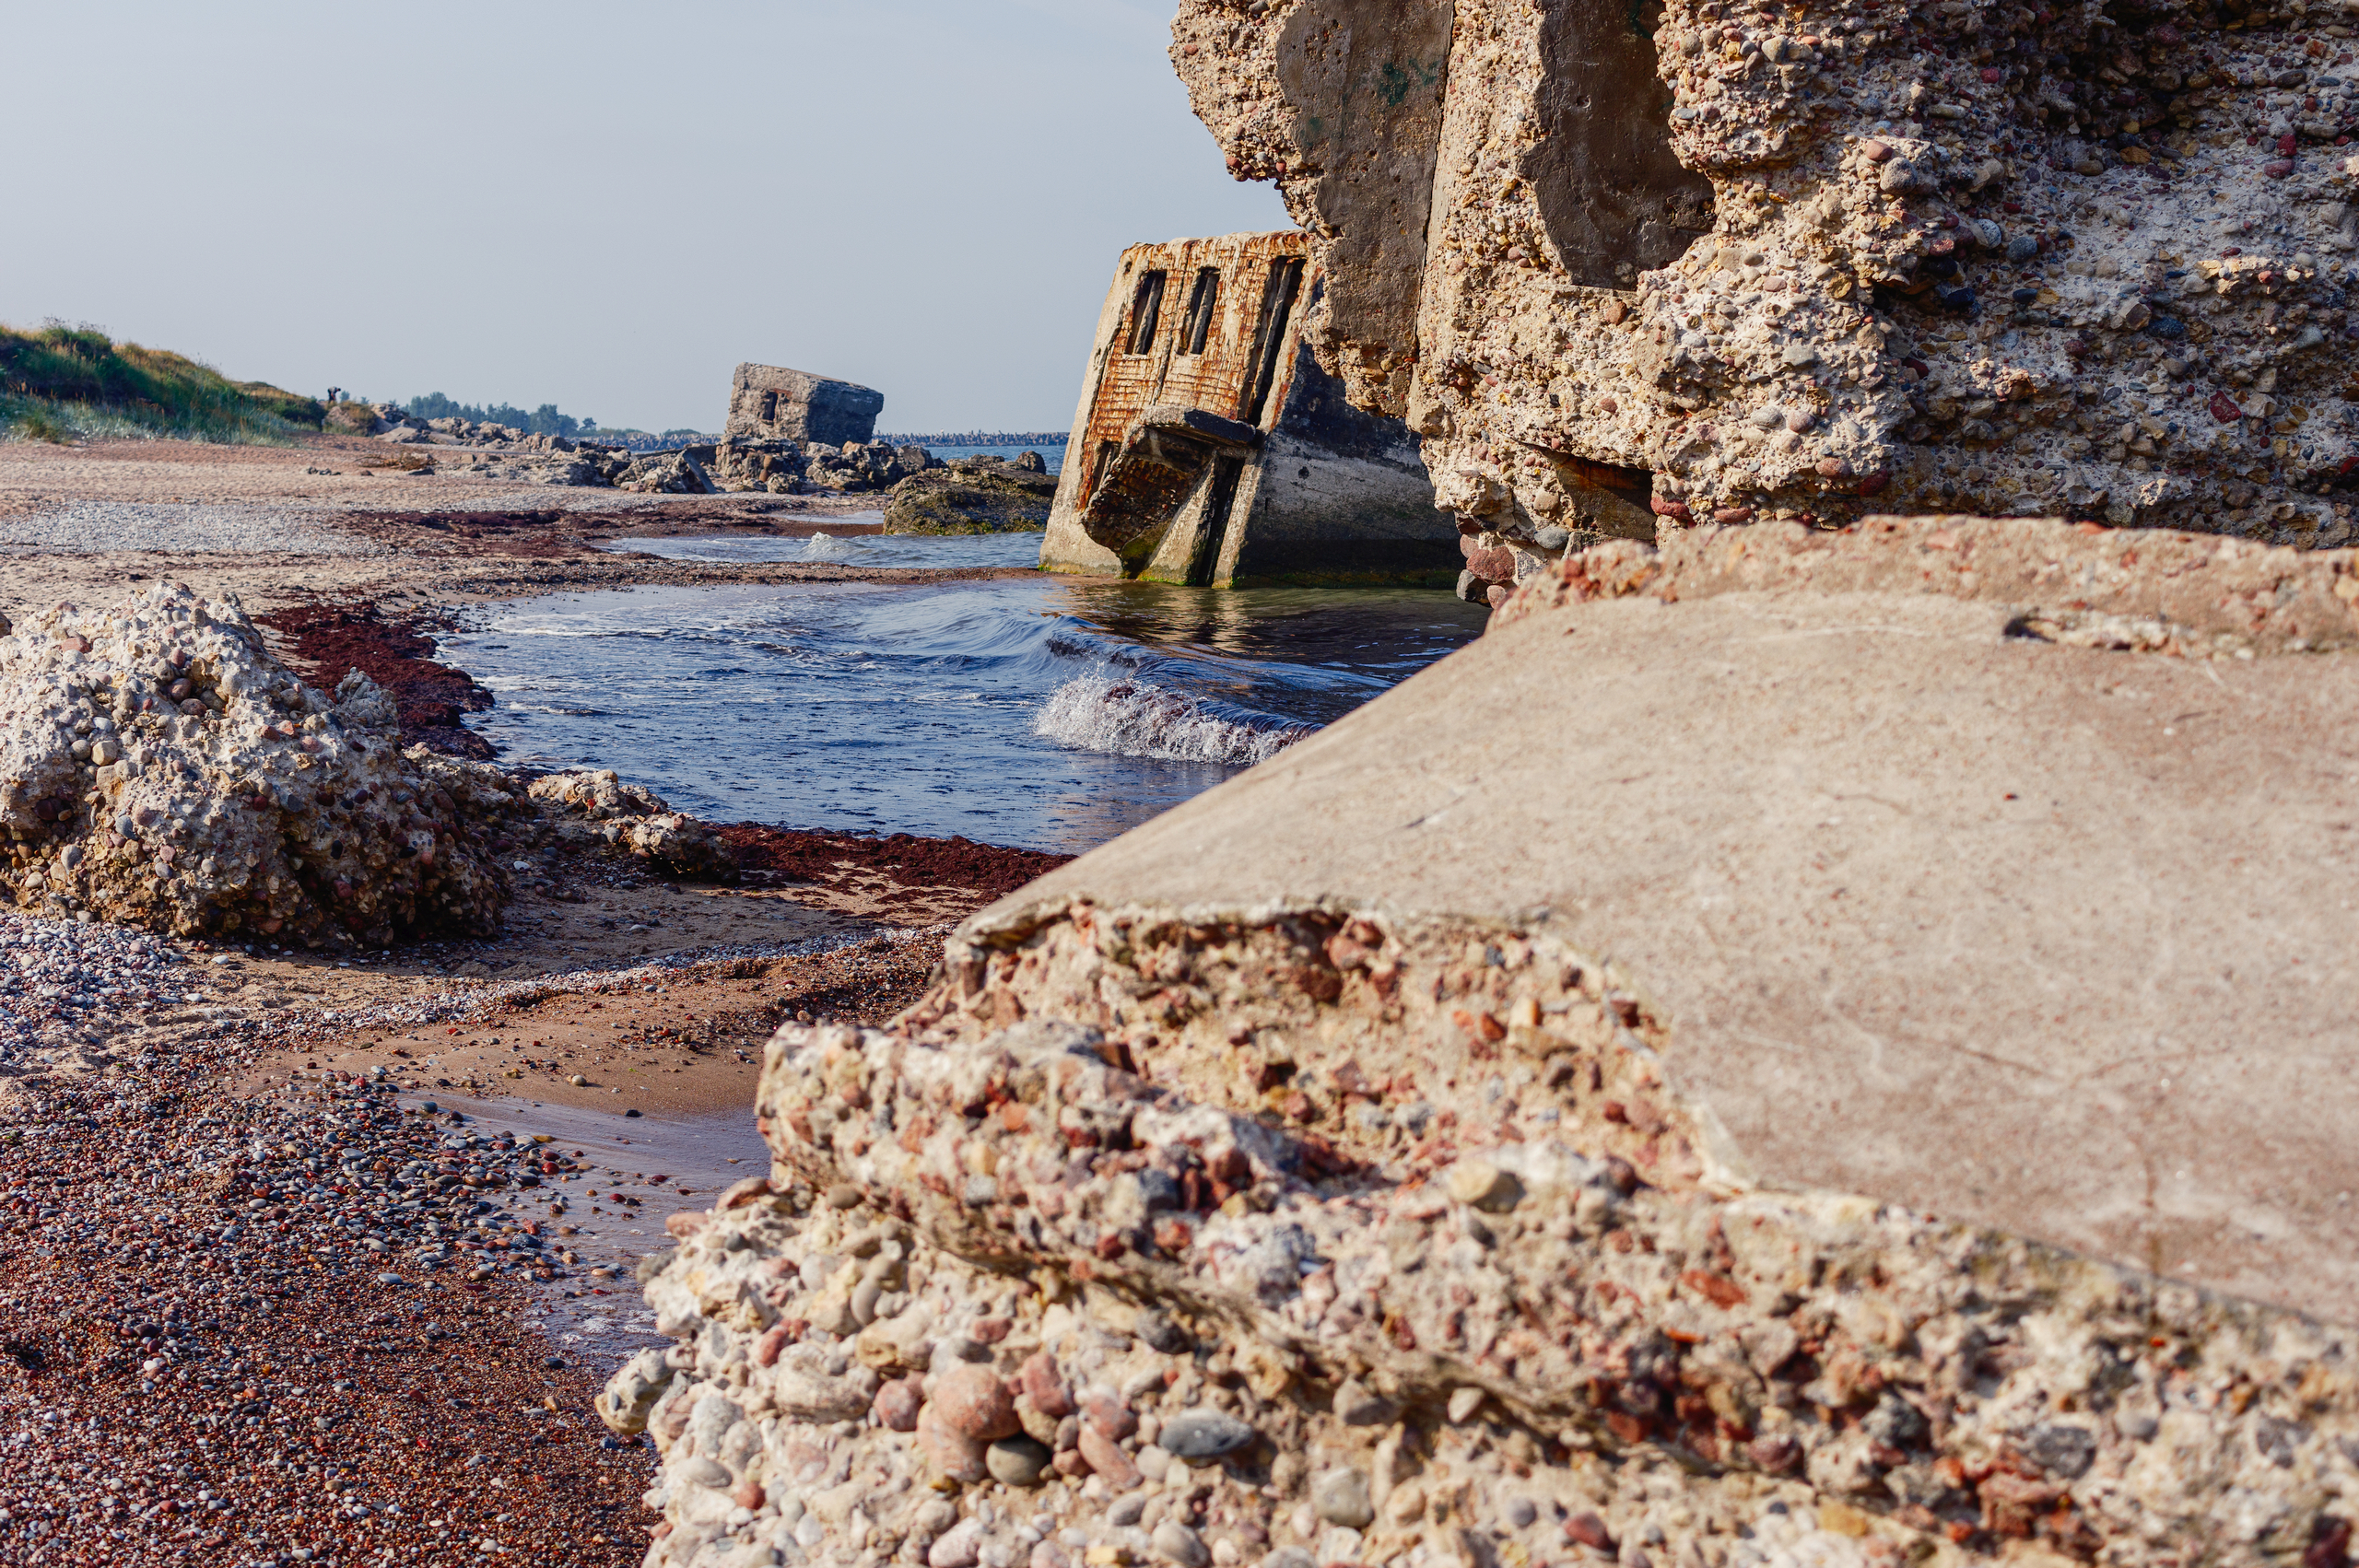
798;532;865;562
1033;673;1309;766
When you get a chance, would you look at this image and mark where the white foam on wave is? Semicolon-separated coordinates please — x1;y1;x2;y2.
1033;673;1308;766
799;532;865;562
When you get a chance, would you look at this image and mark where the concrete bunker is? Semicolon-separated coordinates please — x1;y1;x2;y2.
1038;231;1451;587
723;364;885;447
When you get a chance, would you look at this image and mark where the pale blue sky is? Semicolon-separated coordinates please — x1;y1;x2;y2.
5;1;1288;433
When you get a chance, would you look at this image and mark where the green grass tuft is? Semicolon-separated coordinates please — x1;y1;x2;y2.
0;321;323;446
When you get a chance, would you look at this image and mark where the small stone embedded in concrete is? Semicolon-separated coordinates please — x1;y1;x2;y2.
874;1377;922;1432
1310;1467;1374;1529
1080;1385;1136;1440
1153;1519;1211;1568
1566;1513;1615;1551
930;1518;986;1568
987;1435;1055;1487
1332;1376;1396;1427
1077;1424;1144;1492
919;1407;989;1483
1159;1410;1256;1461
1444;1160;1523;1212
1019;1350;1075;1418
933;1363;1019;1442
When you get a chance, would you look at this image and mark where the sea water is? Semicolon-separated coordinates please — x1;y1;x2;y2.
443;529;1486;854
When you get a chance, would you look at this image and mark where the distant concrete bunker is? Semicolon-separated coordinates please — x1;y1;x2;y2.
724;364;885;448
1039;231;1451;587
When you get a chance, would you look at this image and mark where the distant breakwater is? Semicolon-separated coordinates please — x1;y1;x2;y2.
875;430;1067;448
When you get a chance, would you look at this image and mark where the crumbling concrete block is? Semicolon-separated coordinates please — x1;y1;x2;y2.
726;363;886;448
0;584;521;942
615;520;2359;1568
1170;0;2359;550
1038;231;1454;586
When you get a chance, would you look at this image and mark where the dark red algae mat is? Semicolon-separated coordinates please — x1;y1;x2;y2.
718;823;1073;904
254;603;496;760
0;1052;652;1566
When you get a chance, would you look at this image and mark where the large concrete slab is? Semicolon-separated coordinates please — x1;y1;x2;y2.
983;519;2359;1321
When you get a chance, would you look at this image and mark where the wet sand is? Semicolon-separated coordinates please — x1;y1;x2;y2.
0;433;1074;1563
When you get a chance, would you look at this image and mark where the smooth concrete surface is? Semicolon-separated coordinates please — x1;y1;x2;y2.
984;588;2359;1321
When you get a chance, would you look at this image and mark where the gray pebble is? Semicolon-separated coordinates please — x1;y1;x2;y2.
1134;1308;1192;1353
680;1457;731;1489
1152;1520;1209;1568
986;1436;1054;1487
1159;1410;1256;1461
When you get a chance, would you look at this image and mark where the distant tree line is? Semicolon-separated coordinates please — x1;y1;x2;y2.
403;392;597;439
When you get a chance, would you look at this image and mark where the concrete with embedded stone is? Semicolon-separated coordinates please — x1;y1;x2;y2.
609;520;2359;1568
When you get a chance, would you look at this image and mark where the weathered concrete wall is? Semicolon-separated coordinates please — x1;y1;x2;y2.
612;521;2359;1568
1039;232;1452;587
1171;0;2359;575
727;364;886;448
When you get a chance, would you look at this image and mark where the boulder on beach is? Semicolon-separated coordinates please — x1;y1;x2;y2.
804;440;929;495
618;450;716;495
882;455;1056;534
525;768;734;882
0;583;520;942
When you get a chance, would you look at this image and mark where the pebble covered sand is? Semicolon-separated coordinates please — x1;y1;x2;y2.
0;903;657;1566
0;899;965;1567
0;502;388;557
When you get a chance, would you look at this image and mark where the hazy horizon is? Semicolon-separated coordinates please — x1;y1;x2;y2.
6;1;1289;435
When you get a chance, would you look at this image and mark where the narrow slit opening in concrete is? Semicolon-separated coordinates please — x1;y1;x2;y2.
1087;439;1122;507
1239;258;1305;426
1128;271;1168;355
1180;268;1222;356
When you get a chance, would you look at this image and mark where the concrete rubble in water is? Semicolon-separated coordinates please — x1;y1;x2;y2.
607;520;2359;1568
1168;0;2359;608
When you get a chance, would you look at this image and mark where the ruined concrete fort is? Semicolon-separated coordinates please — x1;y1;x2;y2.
727;364;886;448
613;7;2359;1568
1040;232;1453;586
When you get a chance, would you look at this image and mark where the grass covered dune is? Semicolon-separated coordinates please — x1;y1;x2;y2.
0;322;323;445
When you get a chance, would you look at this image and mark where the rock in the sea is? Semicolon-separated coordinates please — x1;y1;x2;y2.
804;440;928;495
617;449;716;495
0;584;517;941
884;457;1057;534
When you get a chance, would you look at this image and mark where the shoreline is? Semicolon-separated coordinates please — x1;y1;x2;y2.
0;432;1080;1562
